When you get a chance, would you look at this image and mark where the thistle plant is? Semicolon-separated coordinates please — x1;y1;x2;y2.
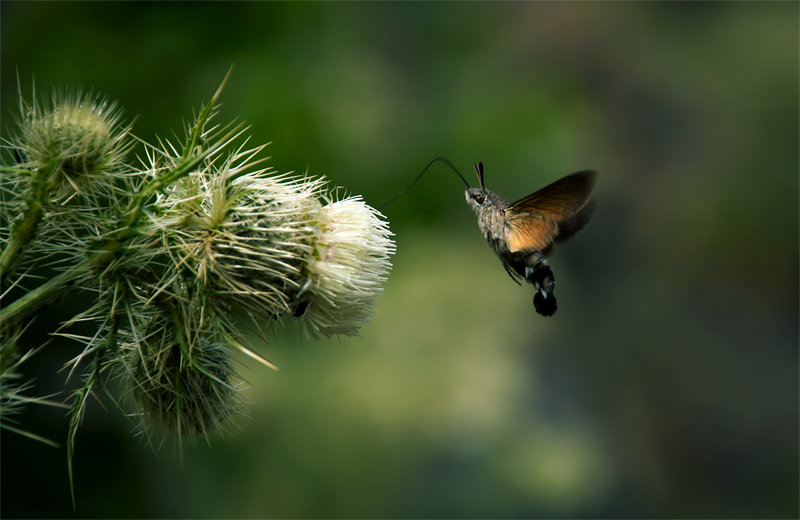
0;70;394;505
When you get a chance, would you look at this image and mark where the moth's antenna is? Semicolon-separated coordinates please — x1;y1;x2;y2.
378;157;471;211
474;162;485;191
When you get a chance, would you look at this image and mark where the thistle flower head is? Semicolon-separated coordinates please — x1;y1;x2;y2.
149;151;395;339
295;196;394;338
151;152;328;323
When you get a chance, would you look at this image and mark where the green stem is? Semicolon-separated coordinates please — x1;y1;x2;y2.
0;158;60;285
0;265;83;325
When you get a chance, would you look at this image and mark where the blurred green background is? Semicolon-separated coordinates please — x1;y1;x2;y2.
2;2;797;518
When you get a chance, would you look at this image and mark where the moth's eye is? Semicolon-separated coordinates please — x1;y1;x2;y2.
475;194;486;204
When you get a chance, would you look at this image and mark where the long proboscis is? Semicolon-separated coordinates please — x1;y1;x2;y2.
378;157;471;211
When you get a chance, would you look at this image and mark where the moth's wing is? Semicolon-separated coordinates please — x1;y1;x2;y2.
554;198;596;244
506;170;597;251
504;213;559;254
508;170;597;223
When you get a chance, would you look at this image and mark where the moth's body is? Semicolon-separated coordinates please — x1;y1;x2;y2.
469;190;511;255
465;163;597;317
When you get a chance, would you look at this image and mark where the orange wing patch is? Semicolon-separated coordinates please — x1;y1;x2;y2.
505;214;558;253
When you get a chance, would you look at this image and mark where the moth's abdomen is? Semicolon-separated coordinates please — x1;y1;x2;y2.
533;291;557;317
513;249;558;317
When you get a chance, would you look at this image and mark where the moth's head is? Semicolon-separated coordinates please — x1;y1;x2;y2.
465;187;491;213
465;161;492;214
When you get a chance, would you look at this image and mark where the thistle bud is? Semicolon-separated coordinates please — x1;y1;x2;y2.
9;87;130;204
122;337;242;437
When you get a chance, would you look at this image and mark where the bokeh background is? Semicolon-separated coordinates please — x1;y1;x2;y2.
1;2;797;518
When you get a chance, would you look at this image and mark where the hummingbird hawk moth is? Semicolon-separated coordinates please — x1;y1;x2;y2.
380;157;597;316
465;162;597;317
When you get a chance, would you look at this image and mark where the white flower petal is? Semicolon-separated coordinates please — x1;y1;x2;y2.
297;196;395;338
